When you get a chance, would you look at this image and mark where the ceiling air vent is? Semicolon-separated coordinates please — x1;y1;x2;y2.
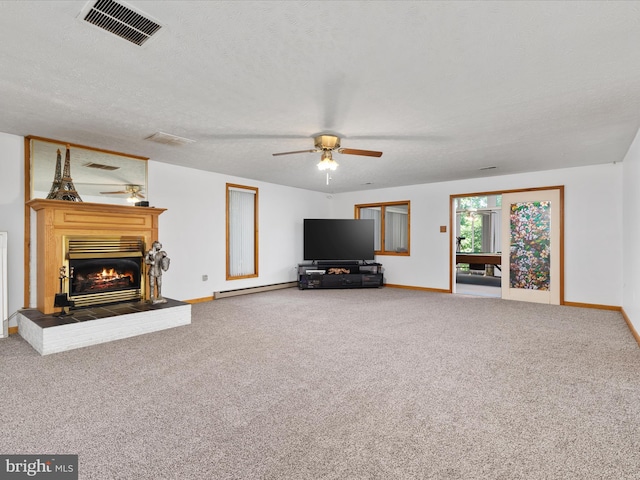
81;0;162;46
84;162;120;171
145;132;196;147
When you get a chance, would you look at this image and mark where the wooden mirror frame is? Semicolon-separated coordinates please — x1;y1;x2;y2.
23;136;149;308
26;136;148;203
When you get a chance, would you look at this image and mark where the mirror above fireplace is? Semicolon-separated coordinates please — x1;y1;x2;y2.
26;136;148;205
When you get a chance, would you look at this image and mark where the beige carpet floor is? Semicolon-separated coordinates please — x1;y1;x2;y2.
1;287;638;479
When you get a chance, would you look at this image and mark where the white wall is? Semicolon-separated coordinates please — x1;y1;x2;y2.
0;132;25;326
1;133;331;327
330;163;623;306
147;161;330;301
0;129;627;328
623;129;640;333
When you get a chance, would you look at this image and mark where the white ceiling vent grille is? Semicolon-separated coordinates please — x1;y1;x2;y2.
84;162;120;171
145;132;196;146
81;0;162;46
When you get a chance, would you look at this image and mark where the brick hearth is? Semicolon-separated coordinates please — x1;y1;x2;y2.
18;298;191;355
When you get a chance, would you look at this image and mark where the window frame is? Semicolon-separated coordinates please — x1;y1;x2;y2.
355;200;410;256
226;183;259;280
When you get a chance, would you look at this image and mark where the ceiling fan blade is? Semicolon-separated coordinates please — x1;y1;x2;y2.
338;148;383;157
100;190;129;195
77;182;136;186
272;149;318;156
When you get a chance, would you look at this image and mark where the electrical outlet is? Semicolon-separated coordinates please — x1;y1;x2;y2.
202;274;208;281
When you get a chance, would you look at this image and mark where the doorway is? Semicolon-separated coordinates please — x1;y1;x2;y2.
450;186;564;305
453;194;502;298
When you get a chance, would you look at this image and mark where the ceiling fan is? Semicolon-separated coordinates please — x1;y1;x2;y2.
100;184;145;203
272;134;382;171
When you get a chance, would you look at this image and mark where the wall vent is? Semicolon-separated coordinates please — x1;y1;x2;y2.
145;132;196;146
81;0;162;46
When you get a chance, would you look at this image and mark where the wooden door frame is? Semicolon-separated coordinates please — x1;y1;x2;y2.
449;185;564;304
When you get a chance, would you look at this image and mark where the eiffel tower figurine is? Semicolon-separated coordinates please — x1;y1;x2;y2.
46;145;82;202
46;149;63;199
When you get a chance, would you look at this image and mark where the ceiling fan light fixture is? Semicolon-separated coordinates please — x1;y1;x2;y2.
317;151;338;171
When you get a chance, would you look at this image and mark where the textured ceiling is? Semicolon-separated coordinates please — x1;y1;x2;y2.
1;1;640;194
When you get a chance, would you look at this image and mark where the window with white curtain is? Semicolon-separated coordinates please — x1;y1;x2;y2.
355;201;410;255
358;206;381;250
226;184;258;279
385;205;409;252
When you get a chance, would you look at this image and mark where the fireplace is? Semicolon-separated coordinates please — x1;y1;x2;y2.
27;199;166;314
20;200;193;356
66;236;144;308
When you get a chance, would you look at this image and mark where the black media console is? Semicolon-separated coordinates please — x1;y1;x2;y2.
298;262;383;290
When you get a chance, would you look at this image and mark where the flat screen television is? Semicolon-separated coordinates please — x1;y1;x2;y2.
304;219;375;261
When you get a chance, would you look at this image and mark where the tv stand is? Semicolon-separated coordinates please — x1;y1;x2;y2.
298;262;383;290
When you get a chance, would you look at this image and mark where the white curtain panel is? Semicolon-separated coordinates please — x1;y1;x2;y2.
481;212;491;252
228;189;255;277
360;208;381;250
491;210;501;253
385;211;408;252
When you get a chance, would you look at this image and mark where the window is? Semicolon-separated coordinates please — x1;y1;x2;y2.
355;201;410;255
226;184;258;279
455;195;501;253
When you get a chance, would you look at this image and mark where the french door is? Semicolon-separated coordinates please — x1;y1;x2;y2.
500;188;562;304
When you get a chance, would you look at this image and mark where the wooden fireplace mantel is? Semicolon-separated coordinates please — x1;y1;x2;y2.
27;199;166;314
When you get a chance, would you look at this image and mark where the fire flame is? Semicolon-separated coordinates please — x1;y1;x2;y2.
96;268;134;283
101;268;118;279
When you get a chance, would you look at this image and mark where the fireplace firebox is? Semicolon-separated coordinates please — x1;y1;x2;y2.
65;236;145;308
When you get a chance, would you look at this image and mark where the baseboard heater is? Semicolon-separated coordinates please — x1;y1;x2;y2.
214;281;297;299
